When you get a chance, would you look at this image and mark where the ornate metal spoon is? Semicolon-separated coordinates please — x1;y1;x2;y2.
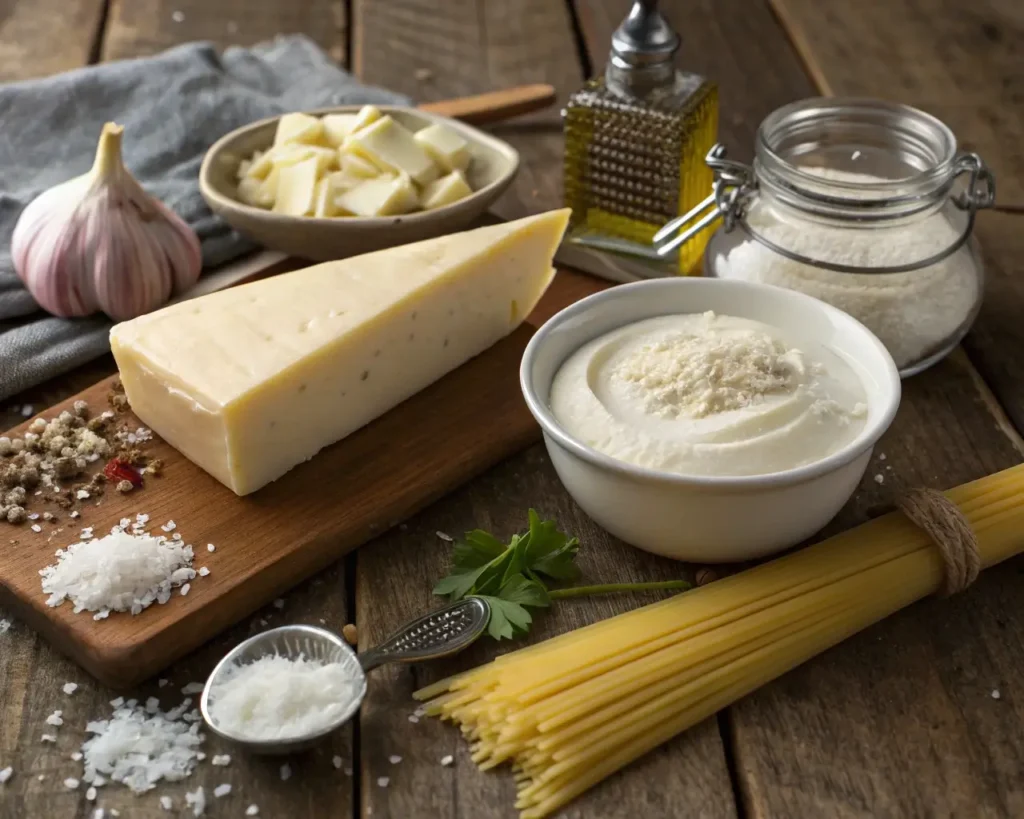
199;597;489;755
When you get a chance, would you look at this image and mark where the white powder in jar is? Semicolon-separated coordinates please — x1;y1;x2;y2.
206;655;360;741
714;168;979;369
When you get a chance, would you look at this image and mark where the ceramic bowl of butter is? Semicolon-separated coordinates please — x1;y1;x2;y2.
521;278;901;562
199;105;519;261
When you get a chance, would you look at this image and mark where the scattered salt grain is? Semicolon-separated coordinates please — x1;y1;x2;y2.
63;682;78;695
0;767;12;783
436;531;453;542
246;806;259;817
211;754;231;766
377;776;389;788
332;755;343;769
407;714;419;723
31;524;41;532
80;699;205;793
76;490;90;500
207;655;359;741
71;751;83;761
389;755;402;764
41;529;196;619
146;697;161;713
272;598;285;609
46;709;64;726
214;783;231;797
0;619;11;634
851;150;862;160
110;697;124;707
992;689;1001;699
207;544;215;552
874;474;884;484
64;777;80;789
86;786;97;801
185;786;206;816
198;567;210;577
172;533;183;541
41;734;57;742
180;583;191;596
440;754;454;767
70;511;79;519
28;513;39;520
93;810;105;819
162;521;176;532
21;405;33;417
343;765;352;776
160;795;173;810
878;452;887;461
182;682;205;695
38;774;45;781
159;679;169;688
172;10;185;23
280;763;292;781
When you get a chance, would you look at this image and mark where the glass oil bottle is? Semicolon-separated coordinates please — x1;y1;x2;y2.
563;0;718;274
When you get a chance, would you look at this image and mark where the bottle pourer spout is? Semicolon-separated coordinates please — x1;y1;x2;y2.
610;0;680;68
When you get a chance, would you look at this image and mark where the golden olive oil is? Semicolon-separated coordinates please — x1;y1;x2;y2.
563;1;718;275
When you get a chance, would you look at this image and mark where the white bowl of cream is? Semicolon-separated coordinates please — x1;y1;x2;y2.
520;278;901;562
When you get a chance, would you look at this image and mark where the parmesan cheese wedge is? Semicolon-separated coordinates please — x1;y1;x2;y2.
110;209;570;495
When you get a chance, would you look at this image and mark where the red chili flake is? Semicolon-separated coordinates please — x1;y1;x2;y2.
103;458;143;488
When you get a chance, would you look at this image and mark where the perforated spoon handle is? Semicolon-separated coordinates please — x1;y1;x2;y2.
358;597;490;673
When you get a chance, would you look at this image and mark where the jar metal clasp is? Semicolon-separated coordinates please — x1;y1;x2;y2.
653;145;997;274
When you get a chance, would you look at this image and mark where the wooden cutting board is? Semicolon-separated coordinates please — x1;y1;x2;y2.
0;270;606;688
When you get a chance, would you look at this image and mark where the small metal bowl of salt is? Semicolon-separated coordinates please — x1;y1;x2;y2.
200;597;489;755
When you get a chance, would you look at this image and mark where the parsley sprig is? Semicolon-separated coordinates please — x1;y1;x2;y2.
433;510;691;640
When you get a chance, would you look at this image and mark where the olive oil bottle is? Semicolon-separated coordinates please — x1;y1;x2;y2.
563;0;718;274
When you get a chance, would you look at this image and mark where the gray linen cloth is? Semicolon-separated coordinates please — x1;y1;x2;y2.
0;35;410;402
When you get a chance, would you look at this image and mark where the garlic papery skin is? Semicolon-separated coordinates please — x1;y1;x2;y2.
12;122;202;321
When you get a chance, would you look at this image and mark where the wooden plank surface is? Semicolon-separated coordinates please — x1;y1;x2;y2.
351;1;738;817
714;1;1024;816
0;0;106;81
102;0;346;62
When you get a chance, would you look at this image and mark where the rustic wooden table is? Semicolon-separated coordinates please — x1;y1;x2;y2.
2;0;1023;817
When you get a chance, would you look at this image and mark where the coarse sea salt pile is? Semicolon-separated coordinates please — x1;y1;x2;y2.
39;517;196;620
207;655;360;741
81;698;204;794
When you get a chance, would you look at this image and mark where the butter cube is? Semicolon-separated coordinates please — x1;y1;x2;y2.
346;116;439;186
352;105;383;132
274;112;325;147
414;124;471;173
273;157;320;216
246;150;274;180
420;170;473;210
237;177;272;209
322;114;360;147
272;144;337;176
335;173;418;217
340;153;381;179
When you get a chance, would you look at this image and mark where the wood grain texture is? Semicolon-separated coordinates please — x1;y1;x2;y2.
352;0;584;221
0;0;106;81
357;447;737;819
719;2;1024;816
0;561;355;818
101;0;346;62
351;2;737;817
0;325;539;688
768;0;1024;441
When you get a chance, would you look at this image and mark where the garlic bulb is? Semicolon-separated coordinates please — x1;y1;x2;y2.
12;122;202;321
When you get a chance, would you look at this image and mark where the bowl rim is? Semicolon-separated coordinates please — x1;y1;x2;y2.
520;277;902;490
198;104;521;226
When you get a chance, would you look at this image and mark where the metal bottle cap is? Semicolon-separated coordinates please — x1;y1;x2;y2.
610;0;680;67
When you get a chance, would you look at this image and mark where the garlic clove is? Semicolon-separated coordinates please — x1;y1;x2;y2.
12;122;202;321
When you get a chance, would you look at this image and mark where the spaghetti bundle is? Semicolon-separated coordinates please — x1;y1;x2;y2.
416;463;1024;818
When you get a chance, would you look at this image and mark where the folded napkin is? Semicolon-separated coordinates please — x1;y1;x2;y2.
0;35;410;402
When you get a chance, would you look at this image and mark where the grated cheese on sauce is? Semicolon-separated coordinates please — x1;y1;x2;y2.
207;655;360;741
40;524;196;620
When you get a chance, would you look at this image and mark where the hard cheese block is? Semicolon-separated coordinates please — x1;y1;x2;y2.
109;210;570;495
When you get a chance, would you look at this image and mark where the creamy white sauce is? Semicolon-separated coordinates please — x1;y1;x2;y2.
548;312;868;477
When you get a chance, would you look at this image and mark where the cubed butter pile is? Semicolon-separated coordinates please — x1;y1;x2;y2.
235;106;475;218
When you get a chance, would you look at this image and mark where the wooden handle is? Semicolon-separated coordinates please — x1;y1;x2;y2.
419;84;557;125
